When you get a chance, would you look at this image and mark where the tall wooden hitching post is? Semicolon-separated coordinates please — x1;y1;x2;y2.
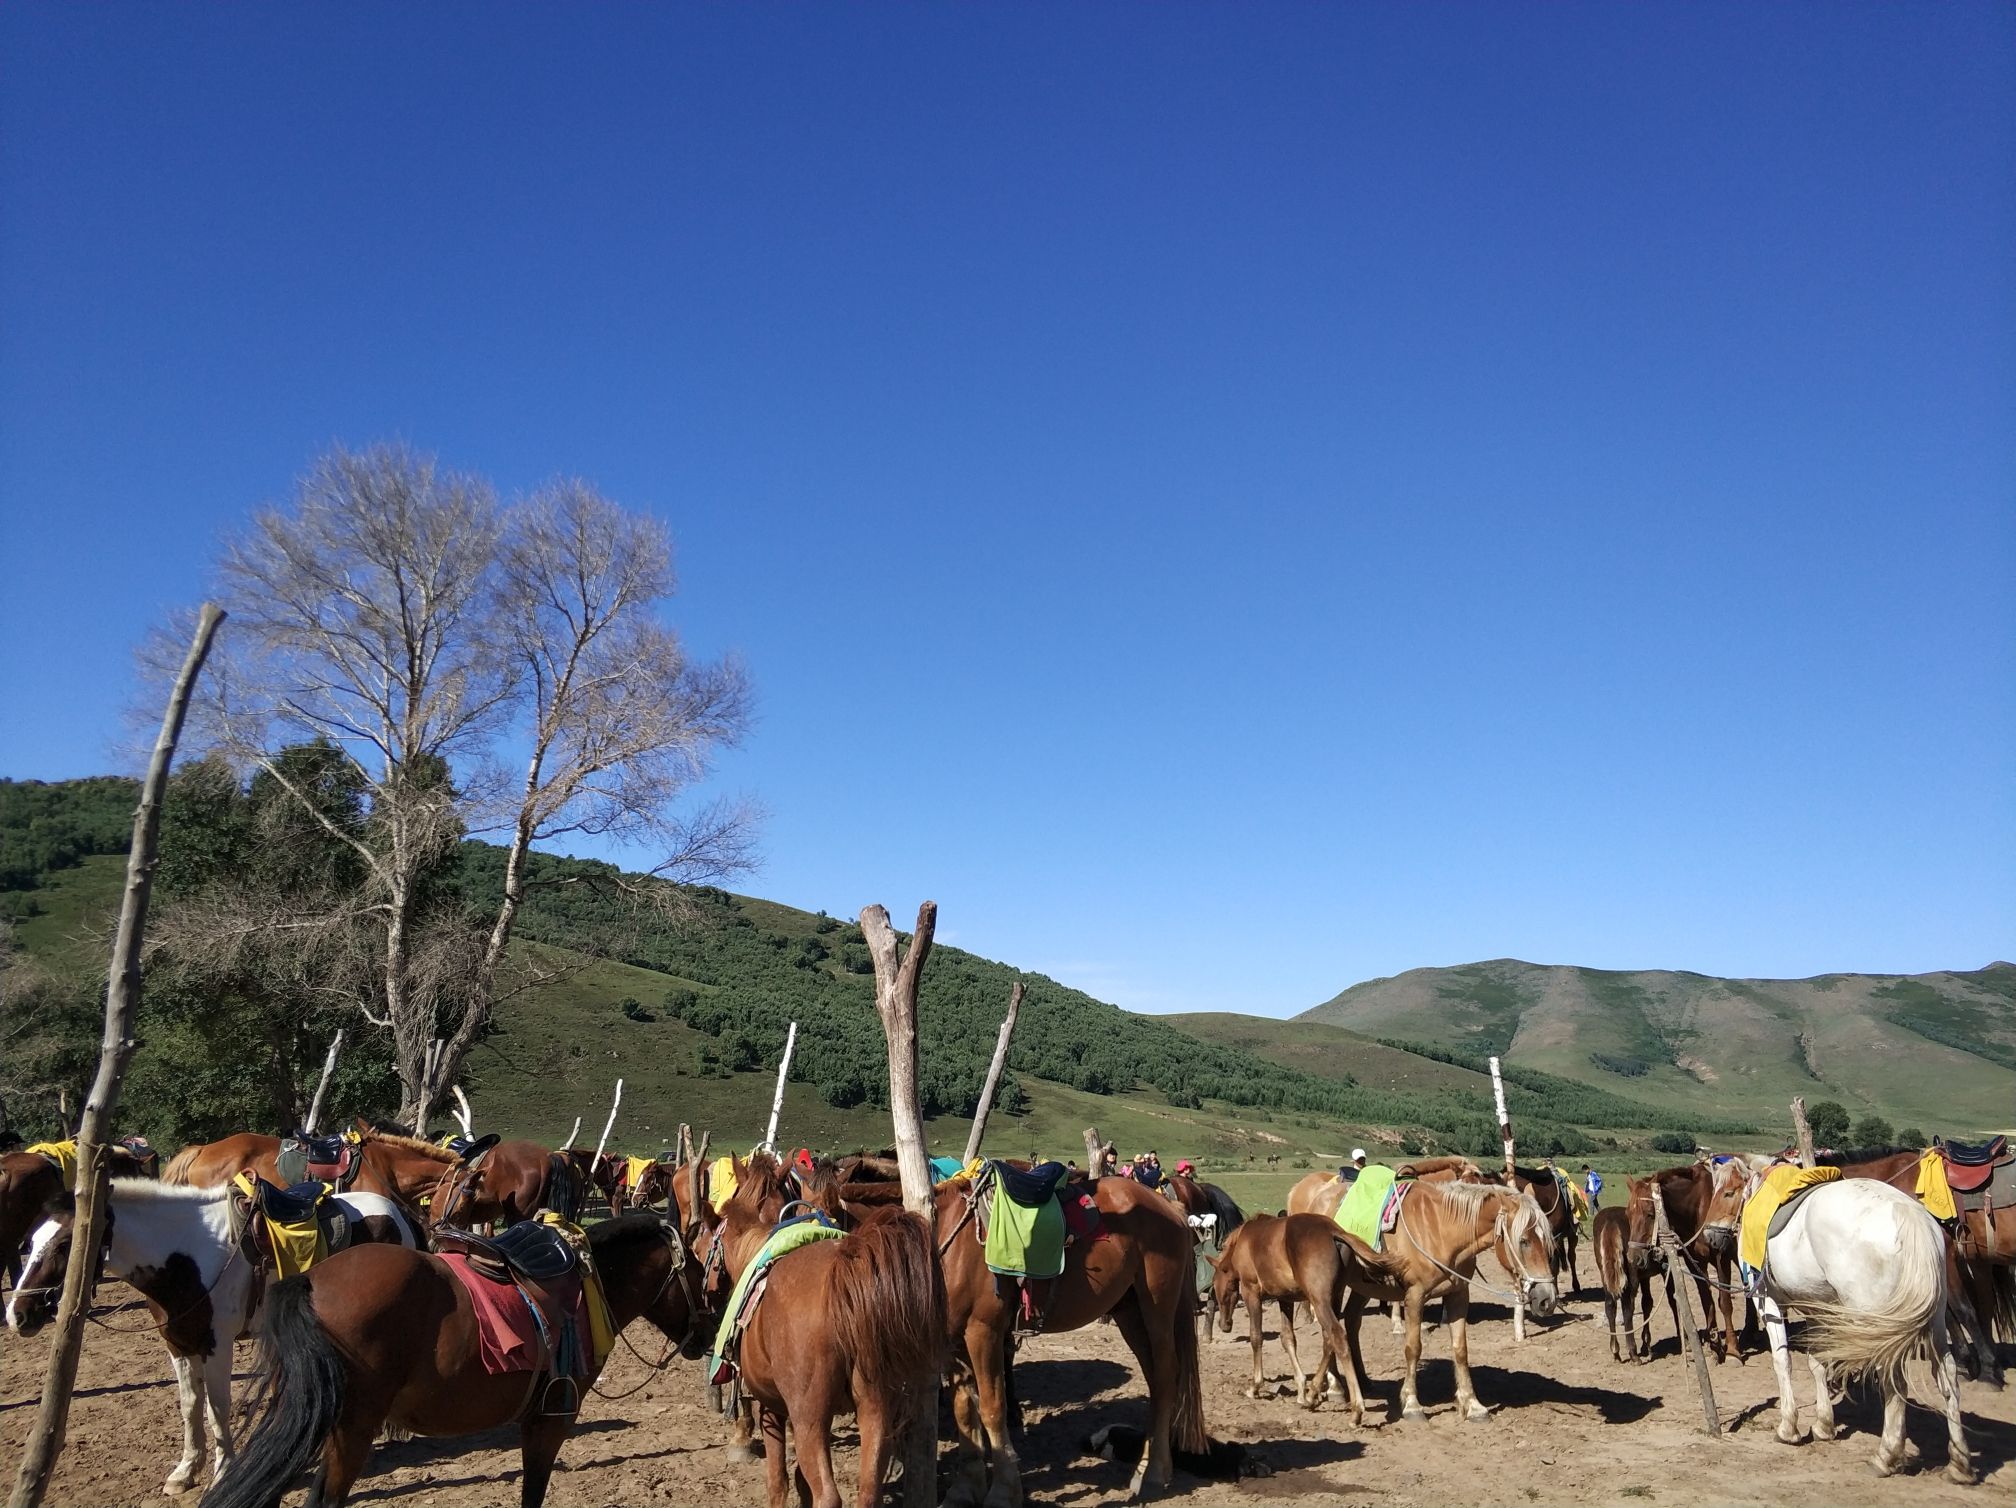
1649;1178;1722;1437
1488;1055;1530;1341
962;981;1023;1165
10;604;224;1508
862;901;940;1507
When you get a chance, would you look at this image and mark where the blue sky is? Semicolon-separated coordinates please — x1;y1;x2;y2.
2;4;2010;1015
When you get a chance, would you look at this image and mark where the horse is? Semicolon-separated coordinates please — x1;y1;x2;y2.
5;1178;420;1496
1592;1203;1661;1362
1813;1145;2011;1386
1208;1212;1371;1422
1736;1170;1974;1483
1491;1165;1581;1314
1330;1179;1557;1421
1160;1175;1244;1235
162;1126;465;1214
1619;1161;1750;1362
700;1155;944;1508
196;1212;706;1508
431;1137;585;1230
1286;1157;1484;1223
2;1141;156;1289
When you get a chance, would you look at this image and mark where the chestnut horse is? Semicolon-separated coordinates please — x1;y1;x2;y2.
1287;1157;1481;1222
1331;1179;1557;1421
198;1213;707;1508
1625;1163;1747;1362
432;1138;585;1229
2;1142;156;1289
701;1156;945;1508
1208;1213;1372;1422
1592;1203;1662;1362
162;1127;464;1214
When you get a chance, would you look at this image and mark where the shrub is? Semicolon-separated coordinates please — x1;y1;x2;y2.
1649;1131;1694;1154
1897;1126;1927;1147
1806;1100;1851;1146
1851;1114;1894;1148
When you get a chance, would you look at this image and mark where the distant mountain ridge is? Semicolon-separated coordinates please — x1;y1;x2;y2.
1299;958;2016;1130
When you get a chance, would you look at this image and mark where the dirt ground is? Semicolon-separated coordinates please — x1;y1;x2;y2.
3;1267;2011;1507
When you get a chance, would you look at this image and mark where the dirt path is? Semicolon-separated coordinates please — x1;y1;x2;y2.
3;1274;2010;1506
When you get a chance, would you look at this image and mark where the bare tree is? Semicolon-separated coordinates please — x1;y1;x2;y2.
174;445;755;1129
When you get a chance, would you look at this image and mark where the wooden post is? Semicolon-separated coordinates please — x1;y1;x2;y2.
560;1116;582;1151
451;1085;475;1140
1488;1055;1515;1180
763;1021;799;1152
1649;1178;1721;1438
862;901;940;1508
10;602;224;1508
591;1079;624;1167
303;1028;345;1134
962;981;1023;1165
1084;1125;1106;1176
1791;1096;1815;1169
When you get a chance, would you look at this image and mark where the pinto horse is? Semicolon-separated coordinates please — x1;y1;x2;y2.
198;1213;705;1508
1331;1179;1557;1422
1736;1171;1974;1483
6;1178;420;1496
701;1156;944;1508
2;1142;156;1289
1208;1213;1372;1421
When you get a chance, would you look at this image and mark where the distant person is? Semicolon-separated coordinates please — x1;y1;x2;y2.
1174;1158;1195;1178
1339;1147;1368;1183
1134;1151;1163;1189
1583;1164;1603;1210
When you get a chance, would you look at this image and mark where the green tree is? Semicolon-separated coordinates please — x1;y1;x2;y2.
1897;1126;1927;1147
1851;1114;1894;1148
1805;1100;1851;1146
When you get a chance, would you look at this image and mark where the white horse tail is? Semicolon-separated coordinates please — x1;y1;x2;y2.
1795;1211;1946;1394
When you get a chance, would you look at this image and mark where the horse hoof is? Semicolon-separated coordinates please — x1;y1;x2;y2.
1776;1423;1806;1446
1463;1403;1492;1423
1945;1463;1976;1486
162;1485;192;1499
1813;1422;1836;1442
724;1442;757;1464
1401;1406;1429;1424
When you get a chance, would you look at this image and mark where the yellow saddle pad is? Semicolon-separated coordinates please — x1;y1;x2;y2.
1740;1165;1840;1271
232;1173;326;1280
25;1141;78;1185
1914;1150;1957;1222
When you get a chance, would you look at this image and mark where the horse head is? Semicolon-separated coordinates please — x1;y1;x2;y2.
4;1199;92;1337
1490;1187;1559;1317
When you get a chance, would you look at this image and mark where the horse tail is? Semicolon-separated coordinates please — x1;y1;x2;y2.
826;1209;944;1410
160;1145;201;1186
1963;1255;2015;1343
1204;1182;1245;1235
1794;1207;1946;1395
1169;1267;1209;1454
197;1276;345;1508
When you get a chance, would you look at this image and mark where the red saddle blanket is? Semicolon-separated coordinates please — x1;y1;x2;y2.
440;1253;594;1378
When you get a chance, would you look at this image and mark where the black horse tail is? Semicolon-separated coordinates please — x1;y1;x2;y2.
1202;1182;1245;1236
198;1277;345;1508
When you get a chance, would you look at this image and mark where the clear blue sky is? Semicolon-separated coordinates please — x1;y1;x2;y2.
3;4;2010;1015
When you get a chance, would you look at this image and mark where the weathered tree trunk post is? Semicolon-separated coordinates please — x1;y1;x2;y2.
1791;1096;1815;1169
1650;1179;1721;1437
303;1028;346;1134
861;901;939;1508
962;981;1023;1165
592;1079;625;1167
1488;1054;1531;1341
10;603;223;1508
560;1116;582;1152
1084;1125;1106;1176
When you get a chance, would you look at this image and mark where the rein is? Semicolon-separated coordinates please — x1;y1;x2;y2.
1393;1189;1545;1306
591;1220;707;1402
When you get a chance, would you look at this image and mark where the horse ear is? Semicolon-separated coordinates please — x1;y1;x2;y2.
1203;1252;1220;1269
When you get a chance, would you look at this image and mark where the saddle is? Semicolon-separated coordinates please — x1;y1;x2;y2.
278;1130;361;1190
436;1220;579;1284
973;1161;1073;1334
1937;1136;2011;1194
233;1175;349;1278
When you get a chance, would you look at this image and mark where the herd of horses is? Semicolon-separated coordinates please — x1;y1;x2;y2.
1;1125;2009;1506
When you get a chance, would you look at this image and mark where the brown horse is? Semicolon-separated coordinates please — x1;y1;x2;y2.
1331;1179;1557;1421
162;1127;464;1211
1208;1213;1371;1422
431;1138;584;1229
700;1156;944;1508
1492;1165;1581;1306
197;1213;706;1508
1592;1203;1663;1363
1623;1162;1749;1363
1287;1157;1480;1222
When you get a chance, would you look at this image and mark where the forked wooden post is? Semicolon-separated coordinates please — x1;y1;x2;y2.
1084;1125;1106;1176
862;901;940;1507
1650;1178;1721;1438
9;603;224;1508
763;1021;798;1152
1791;1096;1815;1170
962;980;1023;1165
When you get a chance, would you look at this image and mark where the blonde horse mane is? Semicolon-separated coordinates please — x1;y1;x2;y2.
360;1129;456;1162
1421;1179;1549;1249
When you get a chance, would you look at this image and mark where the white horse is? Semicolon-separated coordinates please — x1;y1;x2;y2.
5;1178;418;1496
1745;1174;1973;1484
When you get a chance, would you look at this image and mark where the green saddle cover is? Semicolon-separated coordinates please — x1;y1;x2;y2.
707;1219;846;1383
985;1190;1065;1278
1334;1165;1398;1252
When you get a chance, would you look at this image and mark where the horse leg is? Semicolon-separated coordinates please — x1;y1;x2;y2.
726;1395;759;1462
1932;1312;1977;1484
1311;1294;1365;1427
1565;1231;1581;1297
200;1345;236;1487
1445;1286;1490;1422
943;1358;989;1508
1870;1379;1910;1476
517;1410;575;1508
968;1318;1026;1508
1107;1293;1175;1502
1278;1296;1309;1405
305;1420;378;1508
854;1386;896;1508
1399;1287;1428;1421
162;1351;206;1495
789;1400;841;1508
759;1405;790;1508
1806;1352;1837;1441
1758;1295;1806;1445
1696;1268;1726;1362
1603;1287;1621;1362
1242;1280;1266;1397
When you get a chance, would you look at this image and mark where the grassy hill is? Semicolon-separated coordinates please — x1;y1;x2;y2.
1299;958;2016;1133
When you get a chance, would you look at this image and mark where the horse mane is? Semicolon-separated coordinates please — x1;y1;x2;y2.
1421;1179;1548;1246
108;1178;228;1203
1817;1145;1920;1166
1200;1181;1245;1234
360;1130;456;1162
725;1152;793;1222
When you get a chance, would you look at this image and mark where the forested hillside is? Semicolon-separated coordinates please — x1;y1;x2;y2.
1302;957;2016;1132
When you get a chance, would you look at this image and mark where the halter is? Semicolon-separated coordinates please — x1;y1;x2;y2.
1392;1186;1552;1307
591;1217;712;1402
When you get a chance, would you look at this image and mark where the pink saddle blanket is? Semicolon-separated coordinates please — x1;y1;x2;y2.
440;1252;591;1377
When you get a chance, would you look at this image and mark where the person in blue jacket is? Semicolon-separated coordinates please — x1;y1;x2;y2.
1582;1163;1604;1210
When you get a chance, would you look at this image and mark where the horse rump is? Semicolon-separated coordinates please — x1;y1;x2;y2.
825;1209;946;1410
198;1277;346;1508
160;1145;202;1186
